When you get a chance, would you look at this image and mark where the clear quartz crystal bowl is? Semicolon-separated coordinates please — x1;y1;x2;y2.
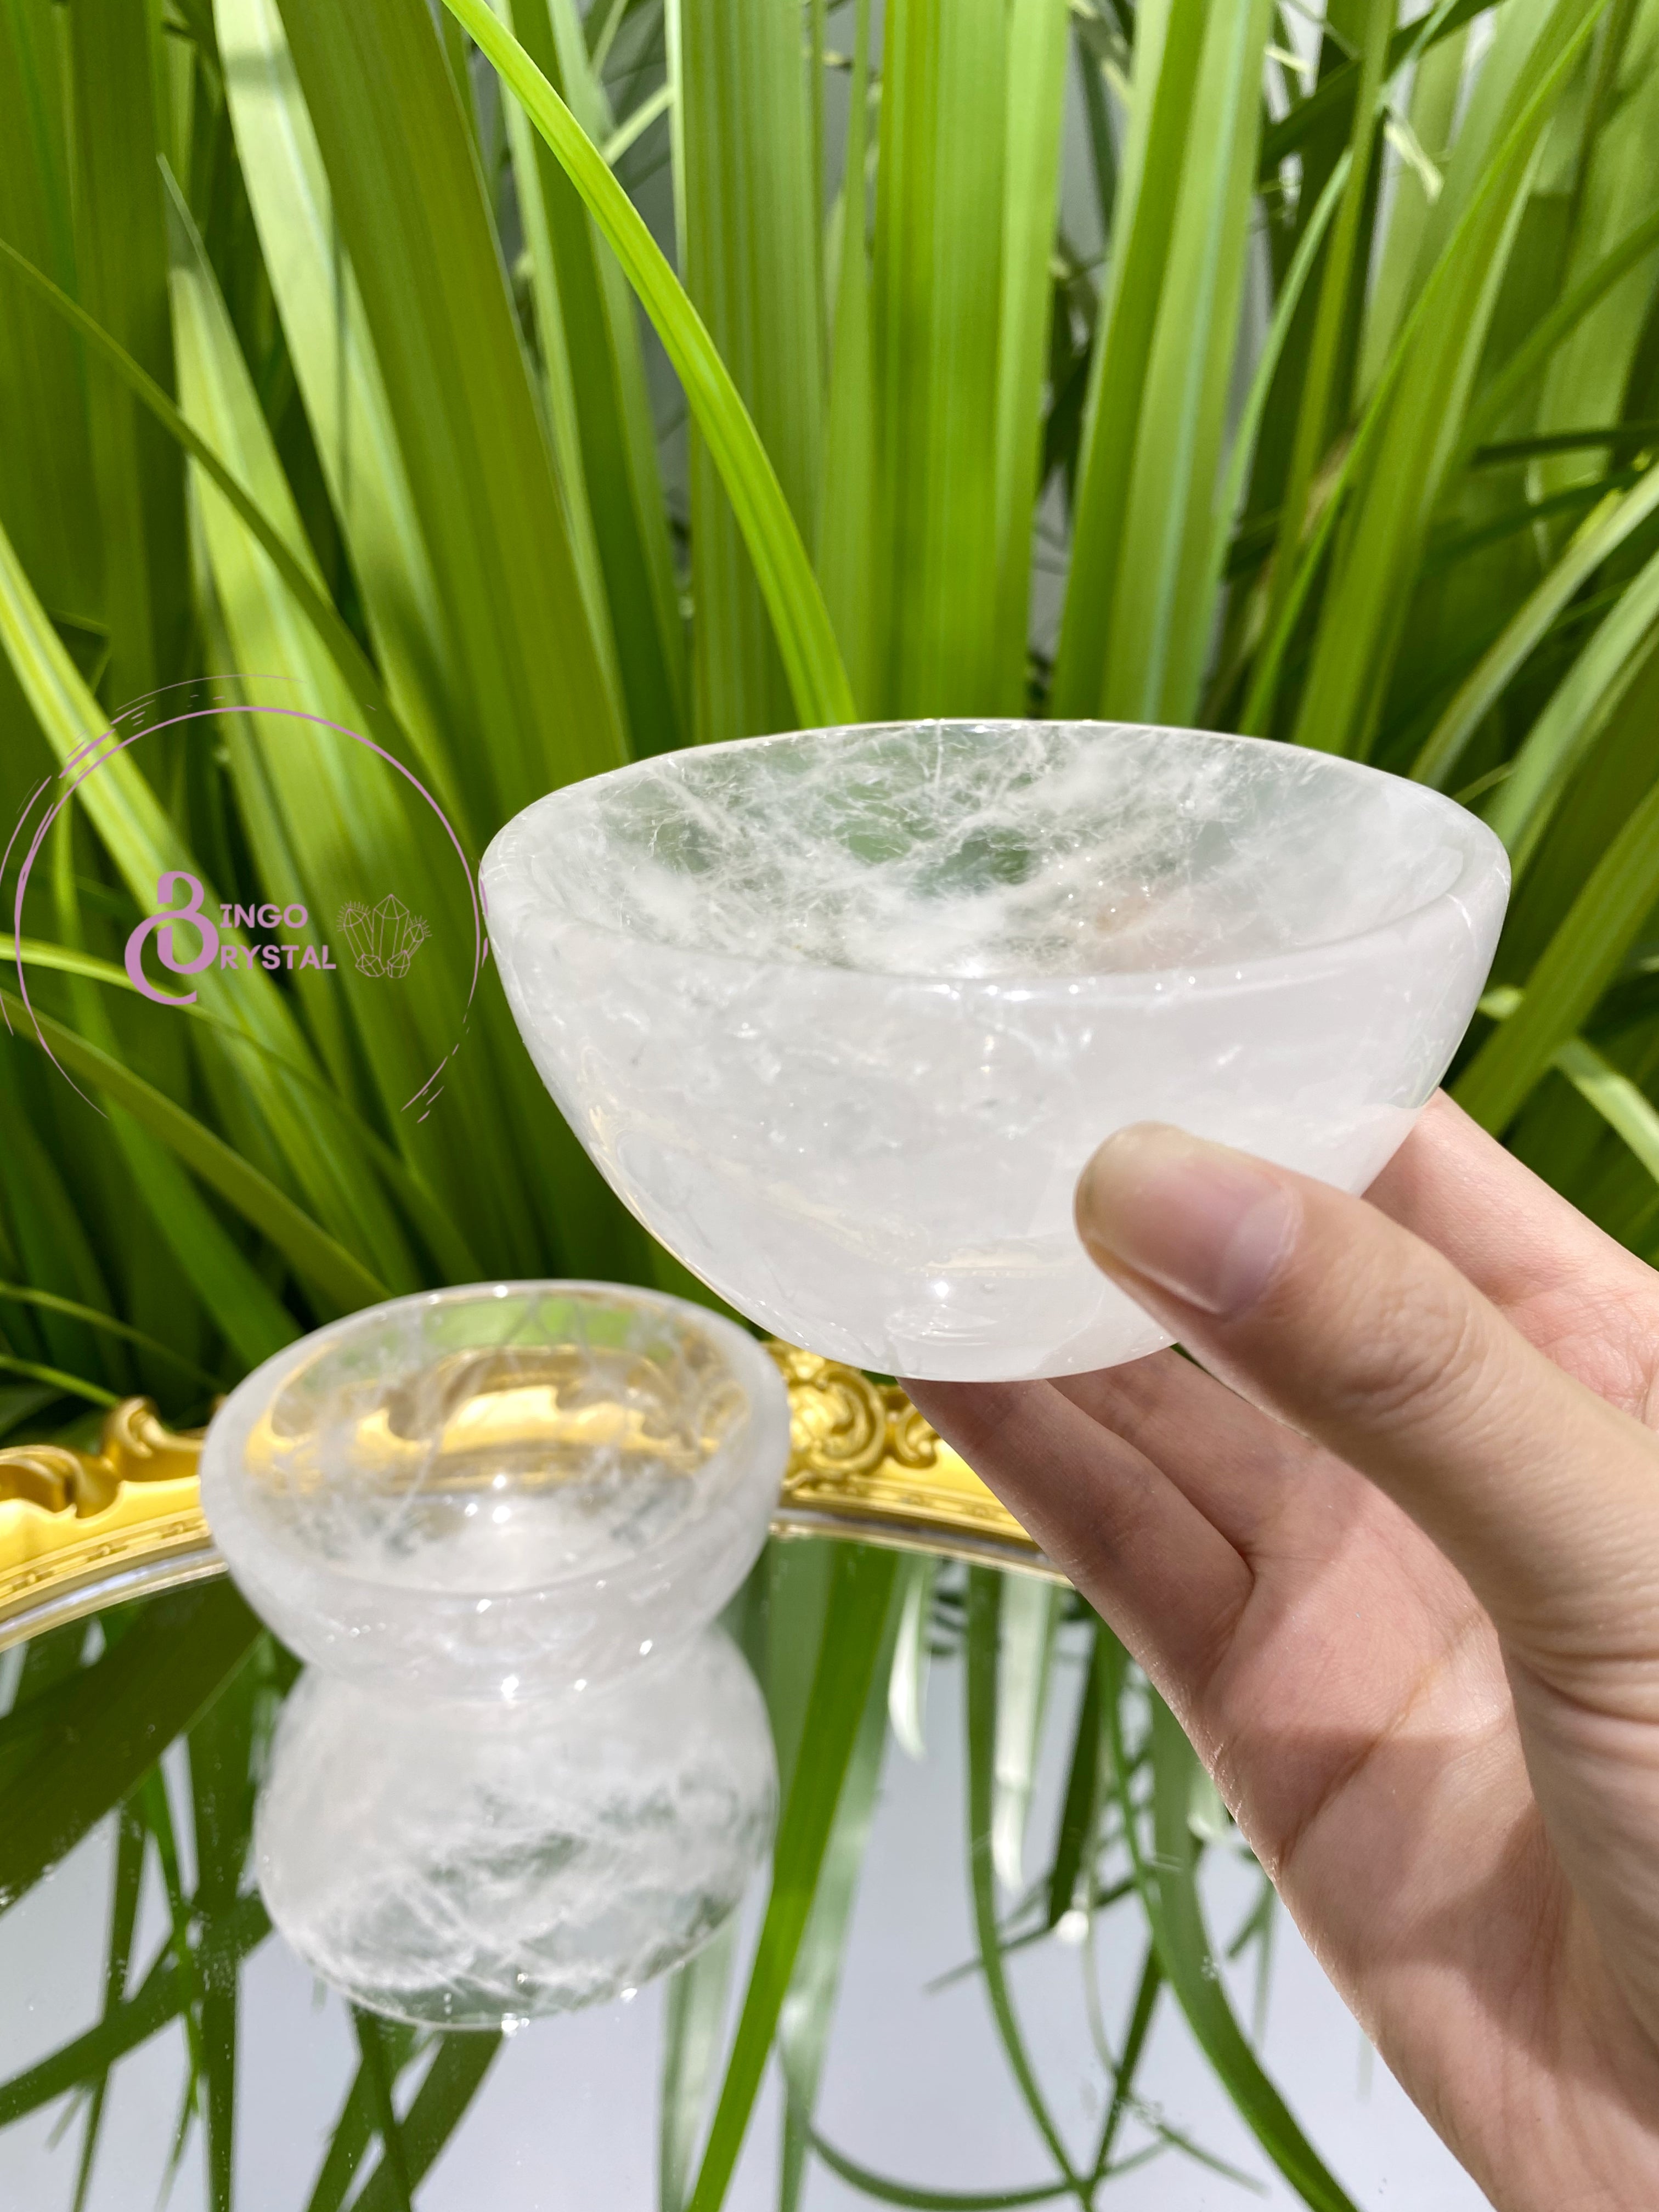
199;1282;790;1702
481;721;1510;1383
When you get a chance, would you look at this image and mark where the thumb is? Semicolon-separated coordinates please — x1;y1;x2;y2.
1073;1123;1659;1673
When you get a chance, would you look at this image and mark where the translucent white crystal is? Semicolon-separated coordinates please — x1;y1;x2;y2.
200;1283;790;1700
256;1628;775;2027
482;721;1509;1381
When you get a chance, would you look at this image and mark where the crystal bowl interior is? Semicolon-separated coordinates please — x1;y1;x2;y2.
482;721;1509;1381
506;719;1491;980
200;1282;791;1700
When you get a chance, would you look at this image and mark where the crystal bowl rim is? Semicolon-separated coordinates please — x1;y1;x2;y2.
481;719;1508;992
199;1278;789;1605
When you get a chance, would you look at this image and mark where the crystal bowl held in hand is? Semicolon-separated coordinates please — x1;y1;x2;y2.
481;721;1509;1383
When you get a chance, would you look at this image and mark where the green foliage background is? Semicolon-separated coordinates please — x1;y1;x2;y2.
4;0;1659;2205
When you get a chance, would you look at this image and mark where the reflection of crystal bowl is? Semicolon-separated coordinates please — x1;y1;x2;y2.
200;1283;789;1701
256;1628;775;2028
482;721;1508;1382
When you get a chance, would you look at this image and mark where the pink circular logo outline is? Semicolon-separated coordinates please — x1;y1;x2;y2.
3;690;486;1123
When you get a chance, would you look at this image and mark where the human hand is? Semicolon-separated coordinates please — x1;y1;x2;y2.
905;1094;1659;2211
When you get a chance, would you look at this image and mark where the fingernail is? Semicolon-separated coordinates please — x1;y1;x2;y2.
1074;1125;1299;1319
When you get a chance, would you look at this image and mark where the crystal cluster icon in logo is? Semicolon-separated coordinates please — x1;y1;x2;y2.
338;893;431;980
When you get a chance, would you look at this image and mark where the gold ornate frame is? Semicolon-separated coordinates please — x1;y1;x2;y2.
0;1342;1054;1651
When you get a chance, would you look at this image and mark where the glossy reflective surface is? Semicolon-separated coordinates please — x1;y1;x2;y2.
0;1561;1486;2212
484;721;1507;1380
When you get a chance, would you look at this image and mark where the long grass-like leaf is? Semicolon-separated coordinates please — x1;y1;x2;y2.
989;0;1069;708
658;1920;735;2212
1;986;384;1316
0;1585;261;1917
964;1571;1081;2197
1412;463;1659;787
0;1892;271;2125
1484;538;1659;870
65;0;187;712
0;1278;218;1388
887;1551;937;1762
275;0;628;826
1460;206;1659;455
348;2032;502;2212
991;1576;1060;1894
302;2022;423;2212
0;237;394;737
439;0;856;729
1106;1673;1359;2212
779;1571;900;2211
686;1543;898;2212
816;0;877;707
69;1803;146;2212
352;2011;415;2212
670;0;822;742
500;0;688;760
1458;772;1659;1130
1050;0;1210;719
1288;0;1615;758
805;2130;1071;2211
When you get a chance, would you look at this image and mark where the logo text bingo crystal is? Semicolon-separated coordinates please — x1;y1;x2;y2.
123;872;337;1006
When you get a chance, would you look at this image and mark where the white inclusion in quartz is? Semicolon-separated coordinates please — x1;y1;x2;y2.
482;720;1510;1382
256;1627;776;2029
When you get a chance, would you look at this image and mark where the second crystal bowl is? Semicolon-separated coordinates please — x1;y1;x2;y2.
481;721;1509;1381
199;1282;789;1701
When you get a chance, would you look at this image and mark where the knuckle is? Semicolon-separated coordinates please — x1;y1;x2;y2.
1308;1248;1490;1435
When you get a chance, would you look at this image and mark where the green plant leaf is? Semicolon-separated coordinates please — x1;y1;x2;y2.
778;1562;900;2211
274;0;627;829
1484;538;1659;871
69;1802;146;2212
0;1585;263;1918
989;0;1069;708
658;1920;735;2212
352;2011;415;2212
1286;0;1616;759
498;0;688;760
817;0;877;709
0;236;394;741
1412;462;1659;788
686;1542;899;2212
1050;0;1209;719
438;0;857;730
0;1278;219;1389
887;1550;937;1762
1106;1669;1360;2212
991;1575;1060;1894
669;0;823;742
873;0;1011;716
0;1891;271;2125
348;2030;503;2212
806;2129;1073;2211
1457;771;1659;1131
963;1570;1080;2192
65;0;188;710
1;985;385;1317
1043;1623;1102;1932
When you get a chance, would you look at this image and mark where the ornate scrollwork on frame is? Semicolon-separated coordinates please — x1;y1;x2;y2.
0;1399;217;1650
0;1343;1056;1649
766;1345;1053;1576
